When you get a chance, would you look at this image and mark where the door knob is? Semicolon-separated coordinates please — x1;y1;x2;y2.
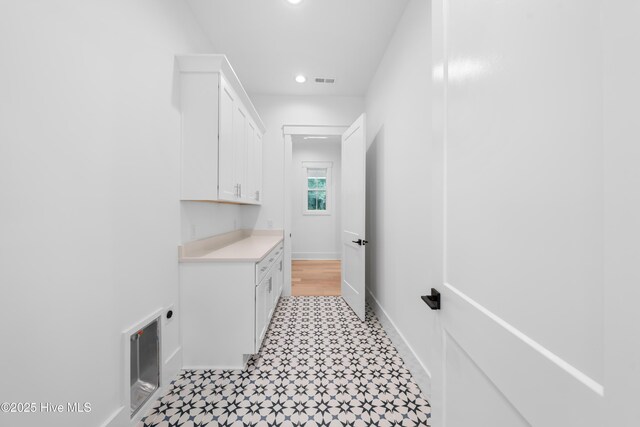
352;239;369;246
421;288;441;310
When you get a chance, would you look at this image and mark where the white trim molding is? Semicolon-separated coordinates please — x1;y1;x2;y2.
366;290;432;398
283;125;349;136
444;282;604;396
292;252;341;260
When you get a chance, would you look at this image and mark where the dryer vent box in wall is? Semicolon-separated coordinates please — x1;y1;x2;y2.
130;318;160;417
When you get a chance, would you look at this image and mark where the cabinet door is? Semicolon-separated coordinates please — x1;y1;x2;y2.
180;72;220;201
272;256;278;307
233;104;247;202
276;255;284;302
246;124;263;204
255;276;269;352
218;77;236;201
265;274;274;337
246;121;258;204
274;255;283;307
255;132;263;204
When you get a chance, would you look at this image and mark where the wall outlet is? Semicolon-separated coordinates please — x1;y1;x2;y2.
189;224;196;240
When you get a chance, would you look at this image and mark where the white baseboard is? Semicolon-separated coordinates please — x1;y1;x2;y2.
182;364;244;370
366;290;432;399
100;406;126;427
292;252;341;260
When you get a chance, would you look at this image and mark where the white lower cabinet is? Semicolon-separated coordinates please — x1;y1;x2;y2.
180;240;284;369
255;253;285;352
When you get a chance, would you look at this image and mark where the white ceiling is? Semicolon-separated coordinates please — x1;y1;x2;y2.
186;0;410;96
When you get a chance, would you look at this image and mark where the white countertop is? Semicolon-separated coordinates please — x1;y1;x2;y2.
179;229;284;263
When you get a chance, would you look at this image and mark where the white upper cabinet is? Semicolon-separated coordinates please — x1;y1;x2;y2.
177;55;265;204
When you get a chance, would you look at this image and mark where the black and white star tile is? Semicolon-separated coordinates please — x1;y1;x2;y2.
139;296;431;427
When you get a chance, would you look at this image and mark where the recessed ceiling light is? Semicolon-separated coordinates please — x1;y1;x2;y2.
287;0;303;4
304;136;328;140
295;74;307;83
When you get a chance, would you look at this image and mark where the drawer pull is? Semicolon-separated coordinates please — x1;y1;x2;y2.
260;267;267;272
269;258;274;262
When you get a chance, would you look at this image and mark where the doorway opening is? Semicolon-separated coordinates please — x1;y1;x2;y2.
283;125;348;299
283;117;366;319
290;134;342;296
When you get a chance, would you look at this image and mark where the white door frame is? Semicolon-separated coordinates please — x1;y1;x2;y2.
282;125;349;296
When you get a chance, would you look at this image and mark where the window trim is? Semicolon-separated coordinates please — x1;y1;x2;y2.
302;161;333;216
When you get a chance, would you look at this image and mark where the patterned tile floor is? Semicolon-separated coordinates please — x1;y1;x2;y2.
139;296;431;426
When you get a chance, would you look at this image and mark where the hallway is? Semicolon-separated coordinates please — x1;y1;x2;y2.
292;261;341;296
138;297;430;426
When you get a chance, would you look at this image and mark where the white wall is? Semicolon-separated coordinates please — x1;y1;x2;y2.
364;0;435;388
181;202;242;242
0;2;214;426
291;140;342;260
603;2;640;424
242;95;364;231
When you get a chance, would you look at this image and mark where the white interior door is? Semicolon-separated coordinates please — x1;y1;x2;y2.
603;2;640;425
341;114;366;321
429;0;604;426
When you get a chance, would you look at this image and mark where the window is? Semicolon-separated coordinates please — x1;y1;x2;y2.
307;168;327;211
302;162;332;215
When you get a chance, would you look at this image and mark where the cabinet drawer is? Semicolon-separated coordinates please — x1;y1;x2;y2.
255;241;284;284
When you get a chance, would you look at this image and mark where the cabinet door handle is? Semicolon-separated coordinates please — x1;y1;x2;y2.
421;288;441;310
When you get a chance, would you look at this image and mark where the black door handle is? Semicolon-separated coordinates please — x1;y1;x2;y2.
421;288;441;310
352;238;369;246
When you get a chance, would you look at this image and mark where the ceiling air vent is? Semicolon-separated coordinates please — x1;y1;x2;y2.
314;77;336;84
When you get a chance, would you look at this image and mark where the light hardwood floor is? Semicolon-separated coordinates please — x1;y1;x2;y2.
291;260;341;296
